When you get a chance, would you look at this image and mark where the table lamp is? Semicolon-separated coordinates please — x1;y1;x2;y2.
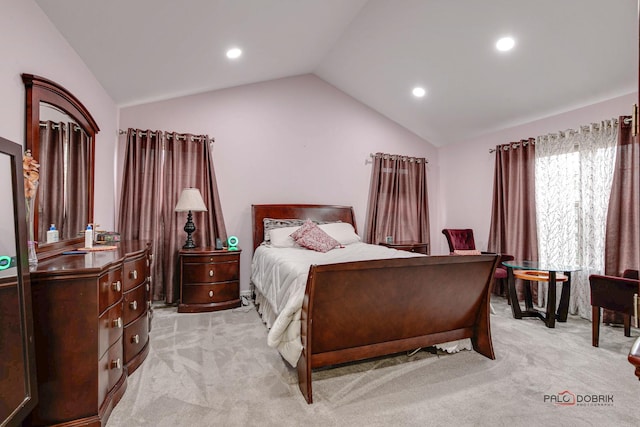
174;188;208;249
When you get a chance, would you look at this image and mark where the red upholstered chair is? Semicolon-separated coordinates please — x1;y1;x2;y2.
441;229;513;296
589;269;639;347
442;229;476;252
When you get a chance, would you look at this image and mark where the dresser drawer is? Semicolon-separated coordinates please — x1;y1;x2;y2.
123;281;149;326
123;313;150;364
98;340;124;406
183;261;239;283
98;268;123;314
98;302;123;359
123;256;148;291
182;281;239;304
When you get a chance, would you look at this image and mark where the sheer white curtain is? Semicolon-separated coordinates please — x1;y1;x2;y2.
535;120;617;319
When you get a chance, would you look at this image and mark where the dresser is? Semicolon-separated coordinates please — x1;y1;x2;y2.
178;247;241;313
26;241;152;427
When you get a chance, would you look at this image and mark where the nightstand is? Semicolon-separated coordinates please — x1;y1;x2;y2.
178;247;241;313
379;241;429;255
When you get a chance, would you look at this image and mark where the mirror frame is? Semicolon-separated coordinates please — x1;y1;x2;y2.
0;136;38;426
22;74;99;257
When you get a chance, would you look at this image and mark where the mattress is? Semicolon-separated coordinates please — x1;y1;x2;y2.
250;242;471;366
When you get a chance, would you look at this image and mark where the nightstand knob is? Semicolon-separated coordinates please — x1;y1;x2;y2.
111;358;122;370
131;270;138;280
112;317;122;328
209;290;214;298
130;300;138;310
209;270;214;277
112;281;121;292
131;334;140;344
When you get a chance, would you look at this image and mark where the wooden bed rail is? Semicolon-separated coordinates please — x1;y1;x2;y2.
297;254;498;403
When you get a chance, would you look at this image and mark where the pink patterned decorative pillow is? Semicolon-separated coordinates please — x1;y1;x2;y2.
290;219;316;241
291;220;340;252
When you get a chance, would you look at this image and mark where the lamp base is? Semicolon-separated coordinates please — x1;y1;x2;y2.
182;211;197;249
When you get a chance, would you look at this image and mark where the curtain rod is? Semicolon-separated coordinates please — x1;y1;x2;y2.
368;152;428;164
488;117;625;153
40;121;83;132
118;129;214;143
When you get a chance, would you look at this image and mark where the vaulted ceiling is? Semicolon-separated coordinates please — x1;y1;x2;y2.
35;0;637;146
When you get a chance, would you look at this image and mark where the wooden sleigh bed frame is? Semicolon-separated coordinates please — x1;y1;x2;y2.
251;204;499;403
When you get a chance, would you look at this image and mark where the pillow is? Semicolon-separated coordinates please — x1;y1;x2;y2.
453;249;482;255
263;218;307;243
267;225;301;248
319;222;361;245
262;217;338;243
290;219;317;241
292;220;340;253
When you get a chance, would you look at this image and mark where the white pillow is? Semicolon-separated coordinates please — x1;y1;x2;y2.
267;225;301;248
319;222;361;245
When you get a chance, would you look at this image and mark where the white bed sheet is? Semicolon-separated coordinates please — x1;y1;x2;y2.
250;242;471;367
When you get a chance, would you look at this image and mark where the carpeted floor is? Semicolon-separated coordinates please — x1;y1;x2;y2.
107;297;640;427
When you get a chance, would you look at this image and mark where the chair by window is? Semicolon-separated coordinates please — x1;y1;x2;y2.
589;269;639;347
442;229;514;295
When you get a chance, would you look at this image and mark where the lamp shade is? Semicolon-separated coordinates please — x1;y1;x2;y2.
174;188;208;212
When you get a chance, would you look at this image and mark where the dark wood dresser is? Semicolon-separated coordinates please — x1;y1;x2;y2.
178;247;241;313
26;241;152;427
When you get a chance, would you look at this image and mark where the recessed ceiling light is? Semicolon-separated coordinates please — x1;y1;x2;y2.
412;87;426;98
496;37;515;52
226;48;242;59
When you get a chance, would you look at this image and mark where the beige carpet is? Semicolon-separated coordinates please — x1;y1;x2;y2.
107;297;640;427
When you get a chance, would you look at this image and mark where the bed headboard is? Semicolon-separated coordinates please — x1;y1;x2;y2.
251;204;357;250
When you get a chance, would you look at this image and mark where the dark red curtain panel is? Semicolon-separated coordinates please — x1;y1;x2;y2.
364;152;430;251
118;129;226;303
488;140;538;301
603;117;639;323
38;121;65;242
66;125;89;240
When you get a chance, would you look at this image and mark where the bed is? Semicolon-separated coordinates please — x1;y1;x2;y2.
250;204;499;403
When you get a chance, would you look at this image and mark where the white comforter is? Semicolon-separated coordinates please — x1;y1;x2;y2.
250;243;471;366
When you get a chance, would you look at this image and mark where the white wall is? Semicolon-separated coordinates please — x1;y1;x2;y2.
0;0;119;231
119;74;440;291
437;93;636;254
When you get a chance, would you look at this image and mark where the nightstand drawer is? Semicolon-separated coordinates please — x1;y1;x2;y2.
183;253;239;264
182;281;239;304
183;262;239;283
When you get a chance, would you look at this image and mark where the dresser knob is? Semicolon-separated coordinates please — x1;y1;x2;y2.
131;334;140;344
111;358;122;370
130;300;138;310
131;270;138;280
112;281;121;292
112;317;122;328
209;270;214;277
209;290;214;298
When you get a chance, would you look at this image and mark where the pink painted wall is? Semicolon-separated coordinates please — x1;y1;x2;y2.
437;92;636;255
119;74;440;291
0;0;119;231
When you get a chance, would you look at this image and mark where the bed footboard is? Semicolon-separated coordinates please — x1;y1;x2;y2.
297;254;498;403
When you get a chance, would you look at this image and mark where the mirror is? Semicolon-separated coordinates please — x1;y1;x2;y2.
0;136;38;426
22;74;99;253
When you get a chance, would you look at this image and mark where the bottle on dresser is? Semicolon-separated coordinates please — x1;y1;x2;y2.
85;224;93;248
46;224;59;243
